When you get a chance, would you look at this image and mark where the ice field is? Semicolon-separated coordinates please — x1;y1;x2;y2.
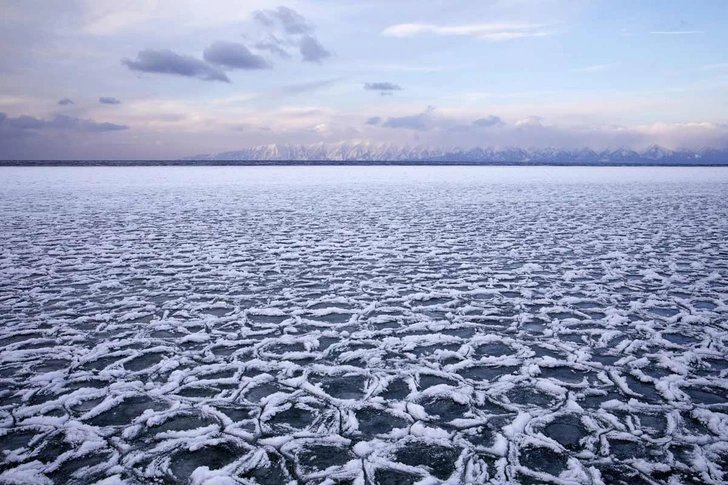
1;166;727;485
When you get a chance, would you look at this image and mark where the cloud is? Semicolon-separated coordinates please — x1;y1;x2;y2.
514;115;544;127
473;115;504;127
0;112;128;132
379;106;437;131
5;115;47;130
650;31;704;35
203;41;271;70
253;7;330;63
49;115;129;132
570;64;612;73
255;41;292;59
299;35;331;63
369;108;705;148
382;114;428;130
382;22;553;41
364;82;403;95
271;78;340;96
99;97;121;105
254;6;313;35
377;112;505;134
122;49;230;82
371;111;728;150
58;98;75;106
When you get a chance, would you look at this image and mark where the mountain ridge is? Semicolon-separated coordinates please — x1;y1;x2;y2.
184;143;728;164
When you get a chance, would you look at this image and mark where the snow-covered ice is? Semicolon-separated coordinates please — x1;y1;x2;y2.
0;166;727;484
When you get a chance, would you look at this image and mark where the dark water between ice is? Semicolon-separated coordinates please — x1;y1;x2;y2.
1;166;727;484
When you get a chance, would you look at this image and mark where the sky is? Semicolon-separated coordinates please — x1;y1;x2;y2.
1;0;727;159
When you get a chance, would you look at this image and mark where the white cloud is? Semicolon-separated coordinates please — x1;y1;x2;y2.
77;0;304;36
649;31;704;35
570;64;613;73
80;0;157;36
382;22;554;41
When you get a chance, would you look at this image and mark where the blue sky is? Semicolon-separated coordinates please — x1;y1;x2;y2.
1;0;727;159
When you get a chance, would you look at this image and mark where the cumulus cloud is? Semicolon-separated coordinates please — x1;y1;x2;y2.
120;7;327;83
58;98;75;106
366;116;382;126
382;22;553;41
203;41;271;70
299;35;331;63
382;115;427;130
255;41;292;59
379;106;438;130
0;112;128;132
122;49;229;82
5;115;47;130
254;6;313;35
473;115;504;127
382;114;429;130
253;7;330;64
99;97;121;105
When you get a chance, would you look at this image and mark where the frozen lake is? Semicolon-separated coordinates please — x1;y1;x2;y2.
1;166;727;484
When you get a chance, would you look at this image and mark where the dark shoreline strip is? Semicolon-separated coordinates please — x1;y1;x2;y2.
2;160;728;167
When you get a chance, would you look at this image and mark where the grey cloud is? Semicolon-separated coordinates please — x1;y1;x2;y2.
365;82;402;96
382;106;435;131
473;115;504;127
122;49;230;83
50;115;129;132
0;112;128;132
99;97;121;105
58;98;75;106
255;41;292;59
382;113;429;130
253;7;330;64
254;6;313;35
203;41;271;70
300;35;330;63
364;82;402;92
366;116;382;126
7;115;47;130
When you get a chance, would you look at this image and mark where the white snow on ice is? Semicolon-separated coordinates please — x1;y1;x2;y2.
0;166;727;484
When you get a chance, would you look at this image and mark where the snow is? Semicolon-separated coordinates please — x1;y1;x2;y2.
183;142;728;165
0;166;727;484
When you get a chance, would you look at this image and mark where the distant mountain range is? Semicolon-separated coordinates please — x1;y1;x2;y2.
184;143;728;164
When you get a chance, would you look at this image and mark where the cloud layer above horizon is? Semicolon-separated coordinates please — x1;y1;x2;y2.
0;0;726;159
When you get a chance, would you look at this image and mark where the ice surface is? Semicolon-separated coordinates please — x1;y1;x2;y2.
1;166;727;484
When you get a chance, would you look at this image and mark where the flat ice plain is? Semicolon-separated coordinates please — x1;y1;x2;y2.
1;166;727;485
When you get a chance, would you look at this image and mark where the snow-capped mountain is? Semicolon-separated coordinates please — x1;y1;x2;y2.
184;143;728;164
